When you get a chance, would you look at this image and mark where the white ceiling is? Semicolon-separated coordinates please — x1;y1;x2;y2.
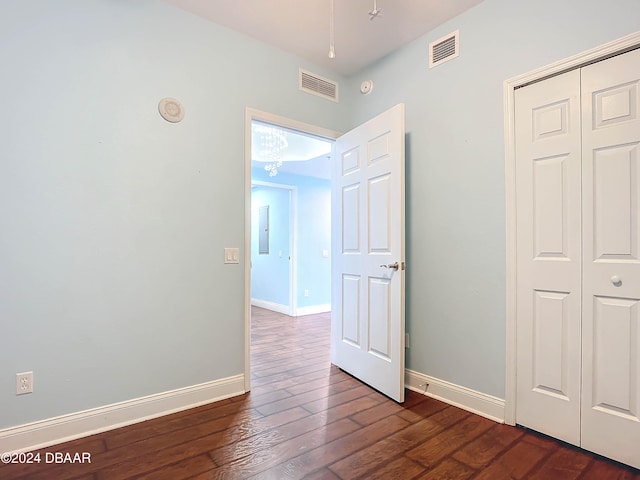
168;0;486;179
165;0;485;76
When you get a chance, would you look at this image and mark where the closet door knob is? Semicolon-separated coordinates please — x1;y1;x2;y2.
611;275;622;287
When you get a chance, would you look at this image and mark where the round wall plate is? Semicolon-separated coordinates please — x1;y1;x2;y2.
360;80;374;95
158;97;184;123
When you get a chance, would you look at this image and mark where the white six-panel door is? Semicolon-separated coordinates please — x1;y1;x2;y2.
331;104;405;403
515;69;582;446
515;48;640;469
580;48;640;468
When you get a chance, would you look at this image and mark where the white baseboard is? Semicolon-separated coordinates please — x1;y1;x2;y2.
251;298;291;315
405;369;505;423
295;304;331;316
250;299;330;317
0;374;245;454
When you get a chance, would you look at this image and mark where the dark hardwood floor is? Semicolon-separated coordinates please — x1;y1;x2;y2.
2;306;639;479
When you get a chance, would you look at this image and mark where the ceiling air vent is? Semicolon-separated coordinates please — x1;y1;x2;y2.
299;69;339;102
429;30;459;68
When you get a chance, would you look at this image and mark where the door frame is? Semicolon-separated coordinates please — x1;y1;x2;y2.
244;108;341;391
503;32;640;425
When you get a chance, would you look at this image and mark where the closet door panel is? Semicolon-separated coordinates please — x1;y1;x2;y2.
581;47;640;470
515;69;582;446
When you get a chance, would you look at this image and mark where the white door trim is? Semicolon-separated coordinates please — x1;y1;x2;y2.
503;31;640;426
244;108;340;392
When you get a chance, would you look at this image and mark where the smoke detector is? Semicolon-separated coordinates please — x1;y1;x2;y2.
360;80;374;95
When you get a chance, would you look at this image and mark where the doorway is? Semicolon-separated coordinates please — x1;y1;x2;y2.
245;104;407;402
244;109;340;391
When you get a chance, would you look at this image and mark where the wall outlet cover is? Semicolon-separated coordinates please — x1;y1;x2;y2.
16;372;33;395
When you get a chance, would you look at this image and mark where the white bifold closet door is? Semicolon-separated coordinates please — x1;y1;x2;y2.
515;48;640;469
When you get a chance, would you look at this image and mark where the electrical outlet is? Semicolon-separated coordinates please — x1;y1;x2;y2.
405;333;410;348
304;289;309;297
16;371;33;395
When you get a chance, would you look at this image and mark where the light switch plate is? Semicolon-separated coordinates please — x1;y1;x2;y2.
224;248;240;264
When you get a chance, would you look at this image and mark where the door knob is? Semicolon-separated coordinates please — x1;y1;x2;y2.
380;262;399;270
611;275;622;287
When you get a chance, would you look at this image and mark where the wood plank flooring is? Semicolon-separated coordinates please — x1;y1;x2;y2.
1;306;639;479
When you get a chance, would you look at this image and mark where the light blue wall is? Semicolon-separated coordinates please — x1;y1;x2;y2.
296;177;331;309
252;169;332;309
346;0;640;398
0;0;349;429
251;186;291;306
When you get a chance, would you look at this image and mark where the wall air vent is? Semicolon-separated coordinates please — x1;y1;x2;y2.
299;69;339;102
429;30;459;68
